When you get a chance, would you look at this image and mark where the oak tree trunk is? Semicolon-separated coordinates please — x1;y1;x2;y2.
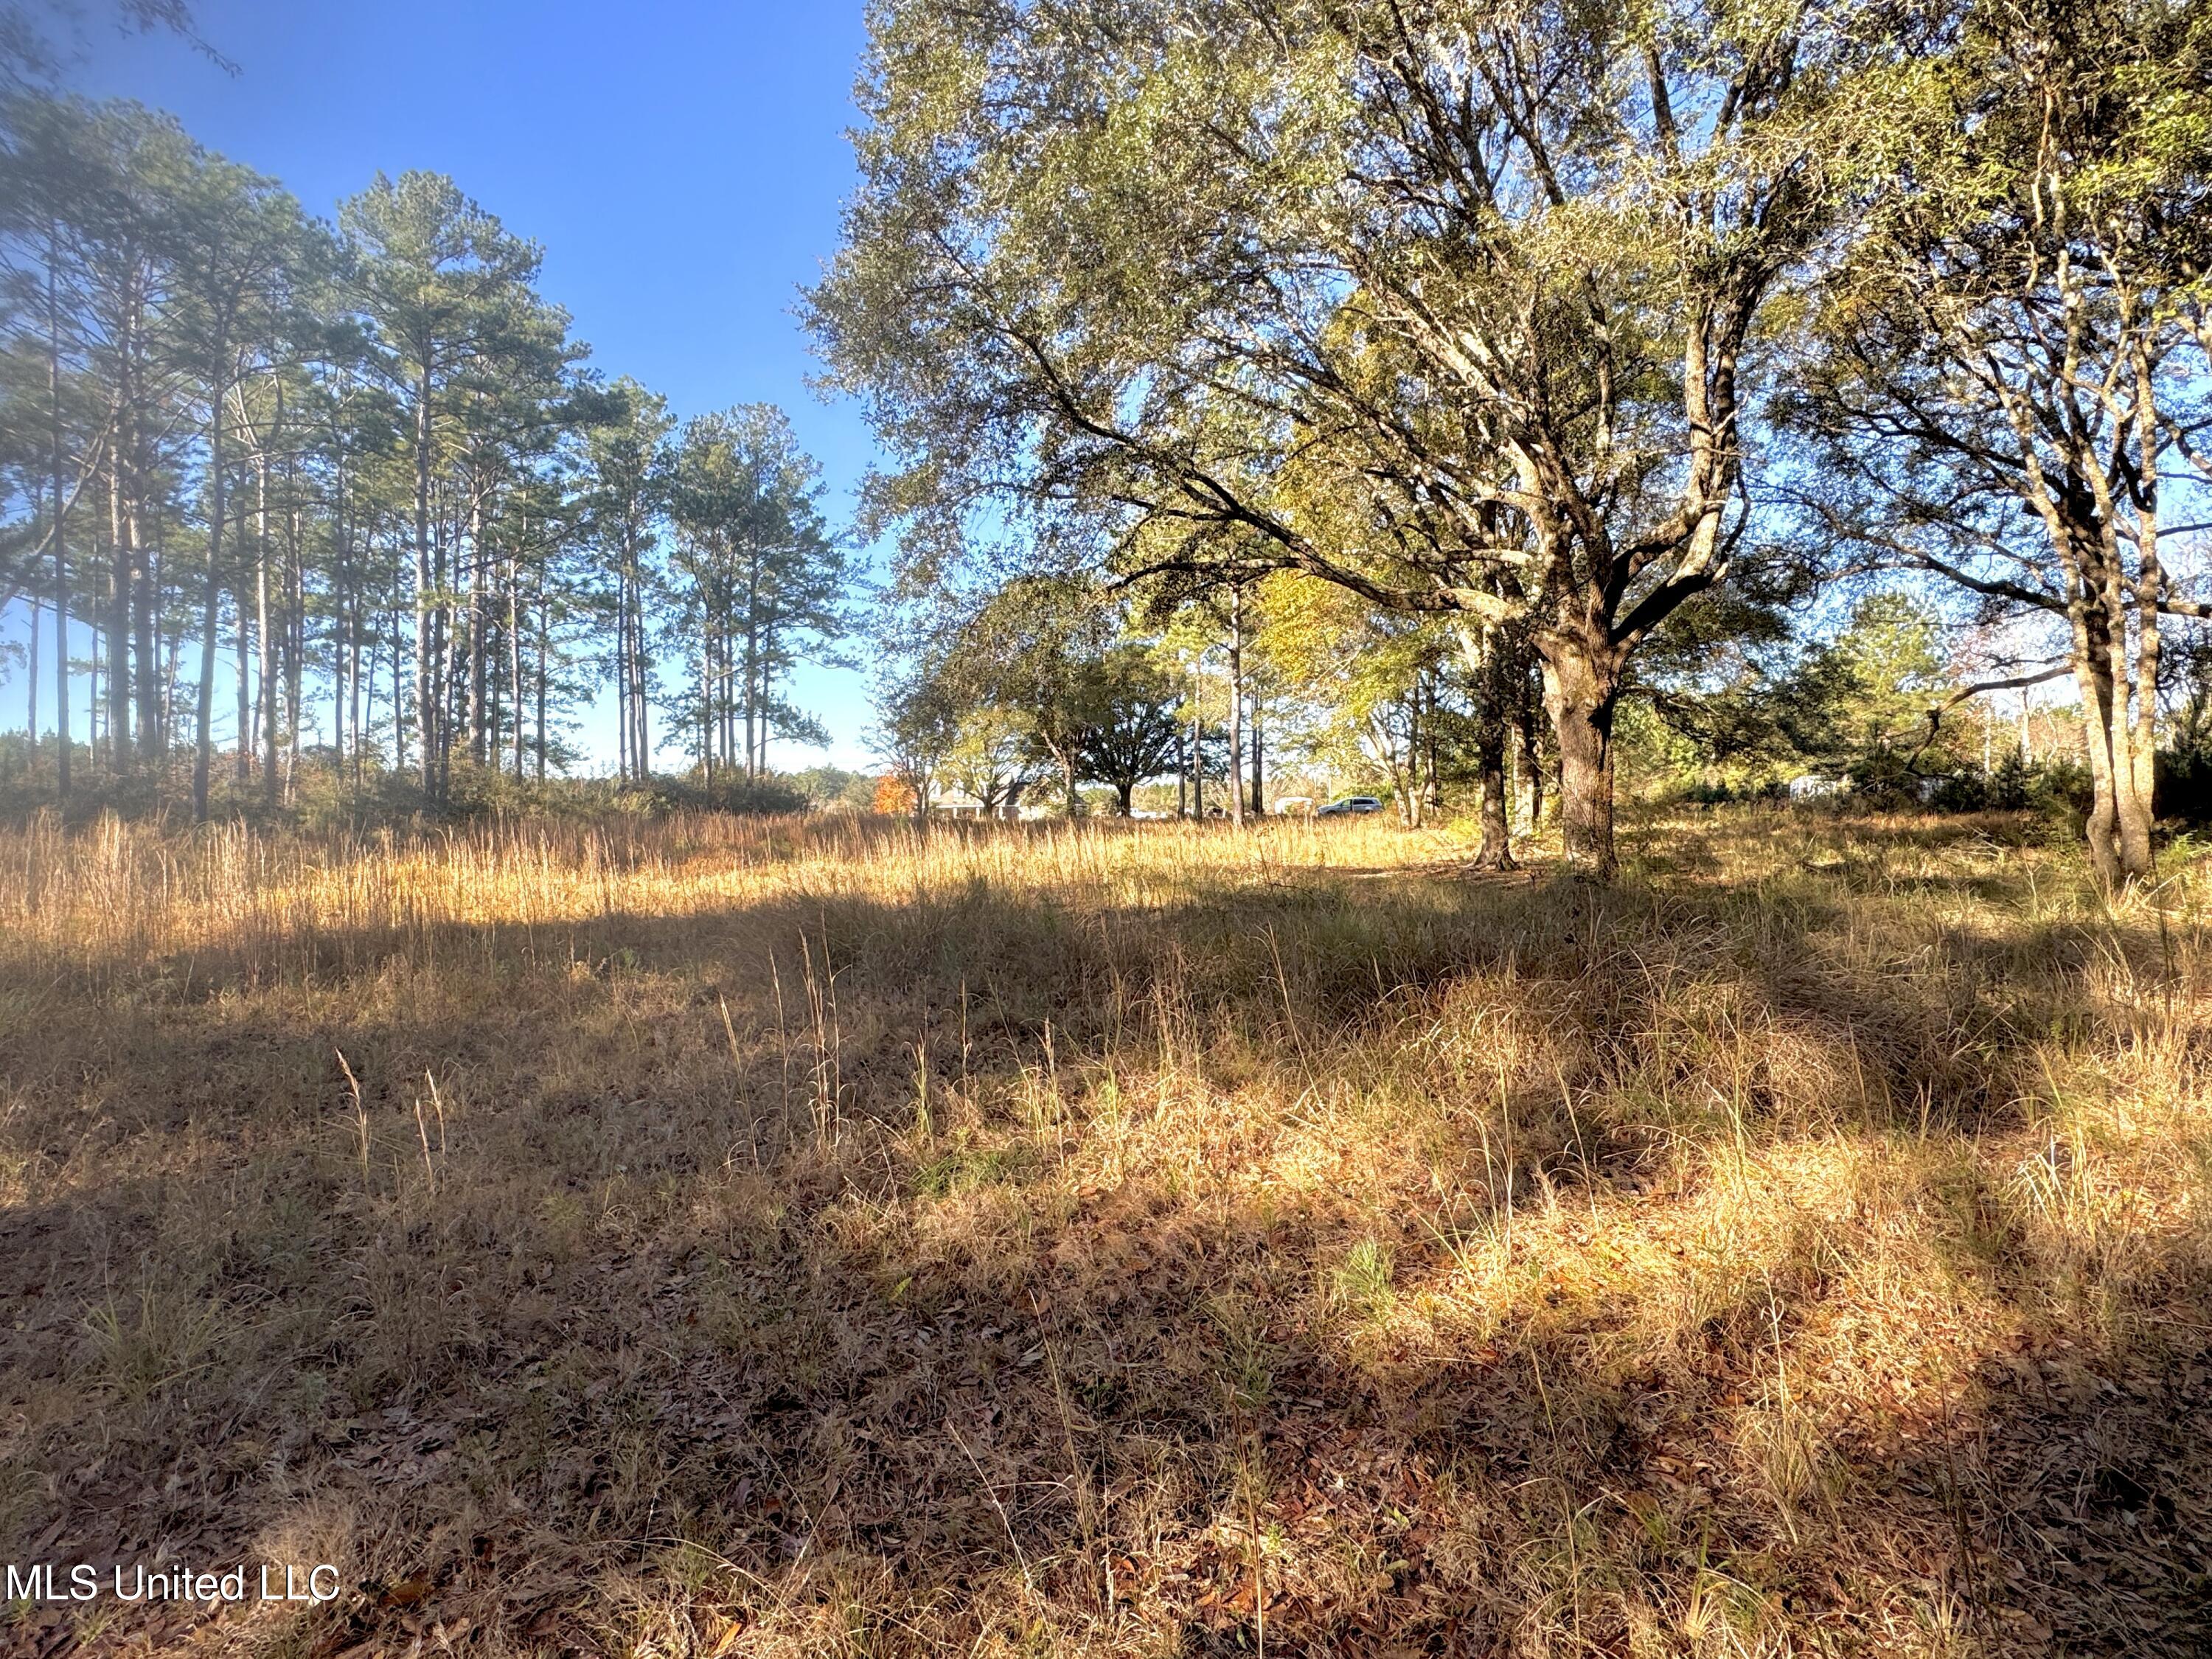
1540;629;1623;877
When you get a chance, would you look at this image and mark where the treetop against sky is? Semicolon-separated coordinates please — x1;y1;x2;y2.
0;0;886;770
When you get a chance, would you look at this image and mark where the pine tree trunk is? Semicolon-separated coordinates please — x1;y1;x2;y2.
1248;691;1263;816
509;554;524;777
757;642;773;777
535;566;549;781
1190;698;1203;818
1425;677;1444;820
349;585;363;786
131;368;157;765
434;509;455;801
27;590;39;749
161;623;178;757
331;455;348;776
467;490;486;766
106;430;132;771
193;375;224;821
285;501;302;802
744;560;760;779
46;233;71;802
619;580;628;787
414;372;434;792
234;569;251;786
616;568;630;782
631;570;647;779
636;570;647;779
390;603;407;774
88;621;101;766
1228;585;1245;829
256;450;276;807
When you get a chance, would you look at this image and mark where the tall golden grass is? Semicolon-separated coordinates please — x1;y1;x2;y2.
0;807;2205;1656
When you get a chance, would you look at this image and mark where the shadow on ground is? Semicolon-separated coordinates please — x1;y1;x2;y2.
0;832;2206;1655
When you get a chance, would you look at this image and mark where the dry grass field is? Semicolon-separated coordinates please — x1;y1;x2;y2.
1;806;2208;1657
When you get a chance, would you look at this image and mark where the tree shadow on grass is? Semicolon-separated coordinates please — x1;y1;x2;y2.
0;840;2205;1654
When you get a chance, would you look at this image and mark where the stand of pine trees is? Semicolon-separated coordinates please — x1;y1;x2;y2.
0;100;849;813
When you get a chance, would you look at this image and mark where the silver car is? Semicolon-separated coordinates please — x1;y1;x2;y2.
1315;796;1383;817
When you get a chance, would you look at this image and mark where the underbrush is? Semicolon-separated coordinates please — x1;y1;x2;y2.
0;810;2205;1655
0;754;814;835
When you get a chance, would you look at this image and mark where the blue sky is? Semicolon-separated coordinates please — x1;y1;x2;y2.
7;0;883;771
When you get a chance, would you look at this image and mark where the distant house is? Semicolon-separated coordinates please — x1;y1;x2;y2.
932;789;990;816
1788;774;1842;800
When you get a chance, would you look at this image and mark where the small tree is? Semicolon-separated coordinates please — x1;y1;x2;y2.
948;574;1110;815
942;703;1036;817
872;771;918;816
1079;644;1183;815
873;656;961;826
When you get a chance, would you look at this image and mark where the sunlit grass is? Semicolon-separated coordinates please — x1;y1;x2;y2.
0;804;2206;1655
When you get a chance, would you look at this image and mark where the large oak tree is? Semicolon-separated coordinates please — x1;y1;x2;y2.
811;0;1922;871
1792;0;2212;886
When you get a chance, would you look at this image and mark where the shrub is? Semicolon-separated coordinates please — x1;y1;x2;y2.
1929;768;1989;813
646;773;810;816
2028;754;2093;823
1843;747;1921;806
1986;748;2033;810
2156;736;2212;827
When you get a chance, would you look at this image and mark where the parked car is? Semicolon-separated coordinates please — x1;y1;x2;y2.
1316;796;1383;817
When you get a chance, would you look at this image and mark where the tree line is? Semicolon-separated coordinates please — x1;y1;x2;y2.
866;540;2104;858
814;0;2212;882
0;94;851;815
